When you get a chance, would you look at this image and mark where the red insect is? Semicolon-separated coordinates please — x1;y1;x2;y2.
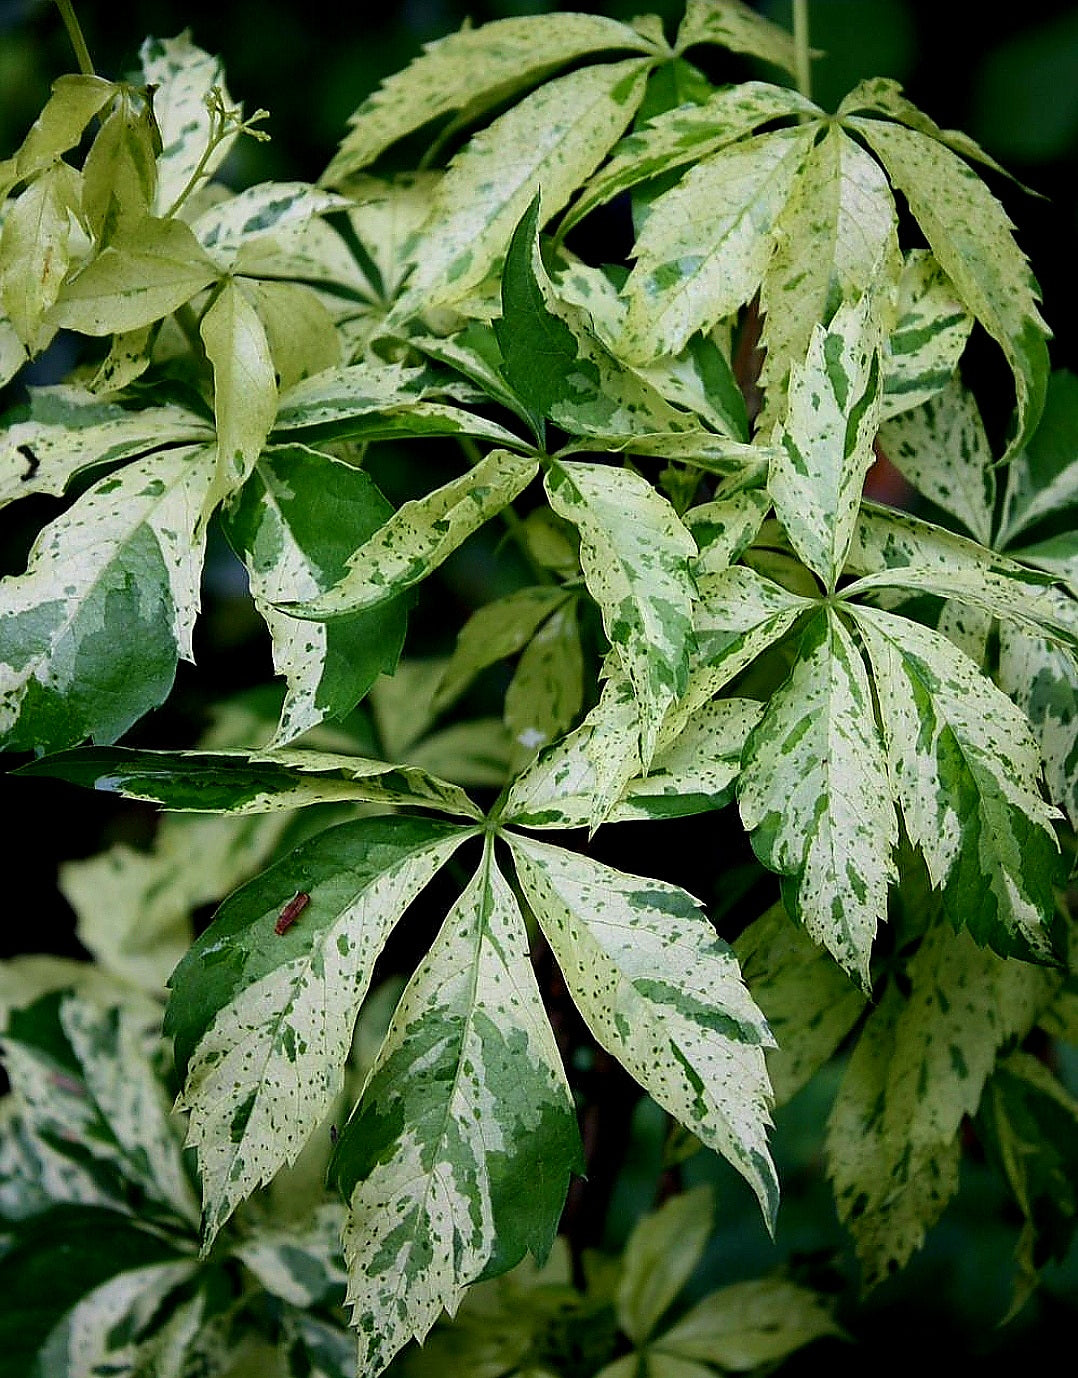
274;891;310;935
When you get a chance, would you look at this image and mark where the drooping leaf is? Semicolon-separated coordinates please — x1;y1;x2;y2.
508;833;778;1226
675;0;799;75
238;280;340;390
850;114;1050;462
20;744;482;820
0;73;114;197
504;600;585;763
852;604;1063;964
826;921;1057;1286
330;838;581;1377
998;368;1078;545
434;586;570;712
0;162;84;353
768;294;882;592
0;443;216;753
997;622;1078;828
398;59;651;313
621;125;815;363
0;309;26;386
616;1187;714;1345
80;88;159;244
738;609;898;988
222;447;407;745
322;14;654;184
880;251;972;420
655;1278;844;1370
165;814;474;1246
544;458;696;764
281;449;539;620
200;277;278;498
734;902;867;1106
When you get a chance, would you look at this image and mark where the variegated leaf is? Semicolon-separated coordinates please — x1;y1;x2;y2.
331;839;581;1377
342;172;443;302
0;385;212;510
998;622;1078;828
201;277;278;499
878;374;995;544
0;308;27;385
850;114;1050;463
434;586;569;712
223;448;407;744
504;601;585;764
999;369;1078;546
734;902;867;1106
235;1201;347;1308
398;58;650;312
88;323;156;393
165;815;474;1246
239;280;340;390
191;182;347;269
0;1097;106;1219
827;921;1057;1286
769;294;882;591
1010;532;1078;600
322;14;654;184
738;609;898;987
685;488;771;575
0;161;84;353
675;0;799;75
544;458;696;764
881;251;972;419
759;124;899;425
0;443;216;753
508;833;778;1225
80;88;159;244
853;604;1063;962
282;449;538;620
559;81;816;239
621;126;815;363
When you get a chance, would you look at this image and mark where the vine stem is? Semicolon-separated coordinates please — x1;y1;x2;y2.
792;0;812;102
54;0;95;76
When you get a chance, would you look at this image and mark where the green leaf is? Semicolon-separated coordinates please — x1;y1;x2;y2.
734;902;867;1106
165;814;474;1246
880;251;972;420
999;369;1078;545
223;447;407;745
434;586;569;713
1;386;212;511
685;488;771;575
675;0;799;75
0;162;84;353
655;1278;843;1370
0;73;114;196
20;744;482;820
192;182;347;268
545;458;696;764
827;921;1057;1286
768;294;882;592
48;215;220;336
504;600;585;764
559;81;816;240
850;114;1050;463
330;838;581;1377
853;605;1064;962
759;125;898;425
997;622;1078;828
322;14;654;184
508;833;778;1227
0;443;216;753
87;323;156;394
617;1187;713;1345
398;58;651;312
621;126;815;363
878;374;995;544
738;609;898;987
281;449;538;621
201;277;278;499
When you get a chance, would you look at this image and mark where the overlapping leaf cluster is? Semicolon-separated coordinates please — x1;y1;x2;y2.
2;1;1076;1374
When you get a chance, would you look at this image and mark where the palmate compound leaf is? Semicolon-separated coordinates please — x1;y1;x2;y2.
328;837;582;1377
221;447;408;746
165;814;476;1247
738;609;897;989
279;449;539;621
507;833;778;1229
544;458;696;766
827;920;1058;1287
321;13;655;185
851;604;1064;963
0;443;216;754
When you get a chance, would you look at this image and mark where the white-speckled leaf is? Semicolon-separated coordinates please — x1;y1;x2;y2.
544;459;696;764
191;182;347;269
850;115;1050;463
0;443;216;753
878;374;995;543
675;0;798;74
769;294;882;591
0;385;212;510
738;609;898;987
827;921;1056;1286
853;604;1063;962
998;622;1078;828
235;1201;347;1308
759;124;898;425
332;838;581;1377
167;816;474;1247
686;488;771;575
880;251;972;420
998;371;1078;546
621;126;815;363
398;59;651;312
283;449;538;620
322;14;654;184
201;277;278;498
508;833;778;1226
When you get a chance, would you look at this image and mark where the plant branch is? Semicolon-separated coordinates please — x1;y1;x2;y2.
54;0;95;76
793;0;812;102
